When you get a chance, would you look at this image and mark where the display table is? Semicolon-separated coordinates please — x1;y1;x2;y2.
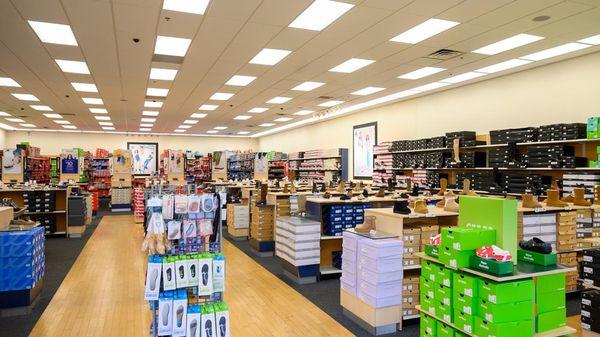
249;204;275;257
275;216;321;284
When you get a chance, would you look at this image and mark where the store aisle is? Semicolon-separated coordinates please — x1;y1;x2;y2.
29;215;353;337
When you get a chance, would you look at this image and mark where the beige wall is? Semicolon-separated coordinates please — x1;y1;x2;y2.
258;51;600;178
5;131;257;155
0;129;6;149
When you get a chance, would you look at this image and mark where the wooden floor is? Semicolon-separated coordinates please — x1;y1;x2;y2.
29;215;353;337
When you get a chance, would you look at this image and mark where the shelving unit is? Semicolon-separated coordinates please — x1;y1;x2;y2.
90;157;111;198
287;148;349;182
25;156;50;183
185;154;212;184
227;153;254;180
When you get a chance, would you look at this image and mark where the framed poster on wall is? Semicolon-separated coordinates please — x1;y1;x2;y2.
353;122;377;179
61;149;79;174
127;142;158;175
2;148;24;175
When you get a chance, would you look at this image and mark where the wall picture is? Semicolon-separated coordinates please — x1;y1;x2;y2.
2;148;24;175
212;151;227;174
353;122;377;179
128;142;157;175
168;150;185;174
61;149;79;175
113;149;133;174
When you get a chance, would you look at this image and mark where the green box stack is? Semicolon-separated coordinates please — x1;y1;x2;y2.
588;117;600;139
420;260;454;325
452;272;479;334
440;227;496;268
535;274;566;333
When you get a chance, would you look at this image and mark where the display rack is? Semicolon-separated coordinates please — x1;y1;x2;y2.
25;156;50;183
287;148;349;182
90;157;111;198
227;153;254;181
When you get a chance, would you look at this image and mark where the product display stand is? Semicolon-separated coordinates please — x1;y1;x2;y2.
249;203;275;257
226;203;249;240
275;216;321;284
288;148;349;182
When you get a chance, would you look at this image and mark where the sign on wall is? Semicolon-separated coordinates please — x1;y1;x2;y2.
128;142;157;175
353;122;377;179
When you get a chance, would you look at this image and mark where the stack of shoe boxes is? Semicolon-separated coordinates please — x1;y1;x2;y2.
403;228;421;268
556;211;577;252
67;195;86;227
582;249;600;287
250;205;275;242
447;152;487;168
274;216;320;273
563;173;599;200
489;127;539;144
23;190;57;234
445;131;477;148
582;290;600;333
488;148;528;168
501;173;549;194
0;226;45;292
427;136;446;149
526;145;576;168
412;170;428;186
535;274;567;333
538;123;586;141
558;251;578;292
373;142;393;187
522;213;557;250
425;172;441;188
322;204;369;237
340;231;359;295
403;274;420;318
577;209;594;242
456;172;495;192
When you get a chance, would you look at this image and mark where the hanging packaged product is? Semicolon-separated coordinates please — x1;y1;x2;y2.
198;219;214;237
186;304;201;337
145;255;162;300
198;253;214;296
174;194;189;214
168;221;182;240
188;195;201;214
175;255;188;289
172;289;188;337
213;253;226;292
162;194;174;220
201;304;217;337
162;256;176;291
188;254;200;287
201;194;217;218
183;220;197;239
158;291;174;336
215;302;230;337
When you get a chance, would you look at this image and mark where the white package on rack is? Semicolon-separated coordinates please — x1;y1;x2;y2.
167;221;182;240
174;194;188;214
162;194;174;219
175;257;188;289
198;254;213;296
188;195;201;214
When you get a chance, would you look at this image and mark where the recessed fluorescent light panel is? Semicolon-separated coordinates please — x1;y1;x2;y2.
293;110;314;116
54;120;70;124
473;34;544;55
249;107;268;113
44;113;62;119
139;128;151;132
319;100;344;107
199;104;218;111
190;113;207;118
145;101;163;108
98;122;113;126
412;82;450;92
82;97;103;105
71;82;98;92
95;116;111;121
289;0;354;31
55;59;90;74
390;18;459;44
0;77;20;87
12;93;39;101
520;42;591;61
178;125;192;129
141;118;156;123
206;130;218;134
214;126;228;130
150;68;178;80
0;111;11;117
102;127;115;131
292;81;325;91
183;120;198;124
154;35;191;57
225;75;256;86
174;129;186;133
441;71;486;84
351;87;385;96
20;123;36;128
162;0;210;14
146;88;169;97
274;117;292;122
249;48;291;66
234;115;252;120
267;96;291;104
140;123;153;127
237;131;250;135
142;111;159;116
399;67;445;80
210;92;234;100
476;58;532;73
90;108;108;114
579;34;600;45
28;21;77;46
31;105;53;111
6;118;25;123
329;58;374;73
259;123;275;127
63;125;77;129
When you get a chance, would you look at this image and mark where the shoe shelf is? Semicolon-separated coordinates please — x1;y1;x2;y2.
579;279;600;291
288;156;342;161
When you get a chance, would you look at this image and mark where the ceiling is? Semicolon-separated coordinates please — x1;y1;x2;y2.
0;0;599;137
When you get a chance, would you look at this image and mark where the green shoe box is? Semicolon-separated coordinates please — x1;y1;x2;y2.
437;266;454;287
474;317;534;337
421;277;436;301
479;279;534;304
536;308;566;333
517;249;557;266
420;313;437;336
479;298;534;323
440;245;474;268
470;255;514;276
437;320;454;337
422;260;440;283
535;273;565;296
453;309;475;334
453;291;478;316
425;244;440;258
434;283;452;306
537;290;566;314
454;272;479;298
434;299;453;323
421;294;436;316
441;227;496;251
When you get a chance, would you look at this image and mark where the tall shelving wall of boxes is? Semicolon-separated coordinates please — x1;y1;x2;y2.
288;148;349;182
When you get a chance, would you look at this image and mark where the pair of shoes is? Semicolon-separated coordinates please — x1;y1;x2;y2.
545;189;568;207
476;245;512;262
437;178;447;196
519;237;552;254
414;200;428;214
376;188;385;198
355;215;376;233
444;197;459;212
522;193;542;208
323;192;331;199
393;200;411;214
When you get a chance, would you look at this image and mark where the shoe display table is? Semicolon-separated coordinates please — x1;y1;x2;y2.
275;216;321;284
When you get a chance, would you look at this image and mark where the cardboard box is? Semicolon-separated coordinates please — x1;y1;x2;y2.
535;273;565;295
439;245;474;268
479;298;534;323
434;283;452;306
536;308;566;333
474;317;534;337
0;207;13;231
437;320;454;337
454;272;479;298
436;266;454;287
537;290;566;314
441;227;496;251
454;309;475;334
420;277;435;301
517;249;557;266
479;279;534;304
420;313;437;336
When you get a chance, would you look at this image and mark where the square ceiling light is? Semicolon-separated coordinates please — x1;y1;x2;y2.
141;118;156;123
163;0;210;15
142;110;160;116
95;116;111;121
150;68;178;80
351;86;385;95
473;34;544;55
292;81;325;91
28;21;77;46
0;77;20;87
191;113;207;118
214;126;228;130
210;92;234;100
12;93;39;101
55;59;90;74
20;123;36;128
63;125;77;129
249;48;291;66
259;123;275;127
154;35;191;57
199;104;218;110
520;42;591;61
318;100;344;107
441;71;486;84
145;101;163;108
476;58;532;73
90;108;108;114
225;75;256;86
266;96;291;104
248;107;268;113
237;131;250;135
6;118;25;123
390;18;459;44
293;110;314;116
329;58;374;73
234;115;252;120
54;120;70;124
183;119;198;124
289;0;354;31
82;97;103;105
98;122;113;126
44;113;62;118
31;105;52;111
146;88;169;97
71;82;98;92
274;117;293;122
399;66;445;80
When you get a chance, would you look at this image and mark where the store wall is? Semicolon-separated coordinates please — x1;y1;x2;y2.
5;131;257;155
0;129;6;149
258;51;600;178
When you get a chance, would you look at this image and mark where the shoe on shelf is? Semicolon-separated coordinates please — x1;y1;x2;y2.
376;188;385;198
444;197;459;212
355;215;376;233
519;237;552;254
545;189;568;207
550;180;560;191
561;193;574;203
476;245;512;262
462;179;478;196
430;234;441;246
437;178;447;196
337;180;346;193
435;198;445;208
362;189;369;198
323;191;331;199
595;185;600;206
521;193;542;209
573;187;591;206
400;193;410;199
414;200;428;214
393;200;411;215
410;184;419;197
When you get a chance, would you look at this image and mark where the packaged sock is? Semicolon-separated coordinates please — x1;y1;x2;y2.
212;253;226;292
172;289;188;337
174;255;188;289
157;291;174;336
162;256;176;291
215;302;230;337
188;254;200;287
162;194;174;220
145;255;162;300
201;304;216;337
198;253;213;296
187;304;201;337
174;194;188;214
183;220;197;238
168;220;182;240
188;195;201;214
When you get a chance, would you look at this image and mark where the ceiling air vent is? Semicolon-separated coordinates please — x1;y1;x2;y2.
426;49;463;60
245;125;255;128
152;55;184;64
61;113;76;116
317;96;334;100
